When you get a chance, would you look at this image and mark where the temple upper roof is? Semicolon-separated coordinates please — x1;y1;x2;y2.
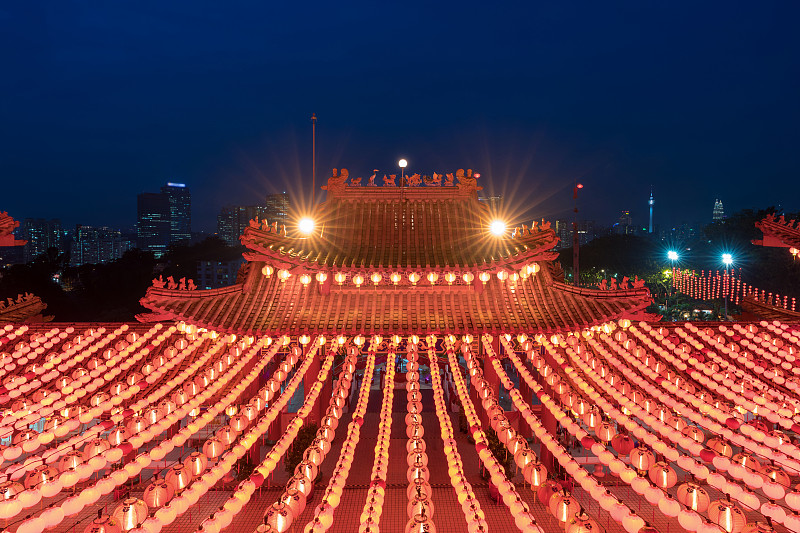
241;180;559;271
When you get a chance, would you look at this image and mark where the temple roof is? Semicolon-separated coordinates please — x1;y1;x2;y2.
741;294;800;322
753;213;800;249
241;184;559;271
0;210;26;247
141;174;653;333
140;261;652;334
0;293;51;323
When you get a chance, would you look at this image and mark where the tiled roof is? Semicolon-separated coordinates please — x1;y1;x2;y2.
741;295;800;322
0;294;50;323
241;188;559;270
754;213;800;249
140;262;651;335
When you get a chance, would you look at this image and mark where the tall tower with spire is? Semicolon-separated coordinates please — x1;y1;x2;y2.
648;187;654;234
713;199;725;222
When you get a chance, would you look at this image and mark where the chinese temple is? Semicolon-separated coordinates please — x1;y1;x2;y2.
0;175;798;533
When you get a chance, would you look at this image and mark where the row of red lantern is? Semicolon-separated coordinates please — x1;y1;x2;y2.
492;336;657;532
403;347;435;533
5;327;212;489
0;325;174;491
443;339;543;533
116;337;292;533
356;346;397;533
1;325;85;385
543;336;763;531
497;337;660;533
501;333;759;533
594;329;800;529
559;329;798;529
185;343;336;533
0;325;63;384
263;264;541;287
645;323;800;443
469;340;544;487
672;268;744;305
241;346;351;533
723;323;800;399
605;327;800;475
682;323;797;412
304;342;378;532
2;325;110;414
139;339;311;533
9;334;270;531
591;330;794;491
426;345;488;533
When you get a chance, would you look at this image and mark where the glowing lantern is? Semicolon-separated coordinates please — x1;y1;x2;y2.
444;272;456;285
24;464;58;489
550;493;580;524
496;270;508;282
277;269;291;282
463;272;474;284
708;500;746;533
334;272;347;285
352;274;364;287
426;272;439;285
143;479;174;508
630;448;656;472
165;465;192;492
315;272;328;284
370;272;383;285
184;452;208;477
112;498;148;531
478;272;491;284
677;482;711;513
649;462;677;489
264;501;294;532
299;274;312;286
83;515;122;533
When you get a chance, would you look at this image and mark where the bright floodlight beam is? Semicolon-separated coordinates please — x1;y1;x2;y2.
298;217;315;235
722;253;733;266
490;220;506;236
667;250;679;261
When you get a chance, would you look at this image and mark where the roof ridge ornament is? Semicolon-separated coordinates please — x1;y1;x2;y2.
322;167;482;192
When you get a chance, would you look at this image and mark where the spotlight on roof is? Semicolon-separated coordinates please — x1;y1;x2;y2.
667;250;679;261
490;220;506;236
298;217;315;235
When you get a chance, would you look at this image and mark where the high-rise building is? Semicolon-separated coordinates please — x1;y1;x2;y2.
554;219;597;249
72;226;131;266
22;218;62;262
137;193;171;257
713;199;725;222
161;183;192;243
217;206;275;246
614;211;635;235
264;193;290;225
197;259;246;289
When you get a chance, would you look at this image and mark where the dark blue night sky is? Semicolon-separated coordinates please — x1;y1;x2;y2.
2;1;798;232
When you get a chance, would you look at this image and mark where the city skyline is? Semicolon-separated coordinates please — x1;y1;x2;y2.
1;2;798;234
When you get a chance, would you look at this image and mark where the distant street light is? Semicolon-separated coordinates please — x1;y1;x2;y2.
722;253;733;320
